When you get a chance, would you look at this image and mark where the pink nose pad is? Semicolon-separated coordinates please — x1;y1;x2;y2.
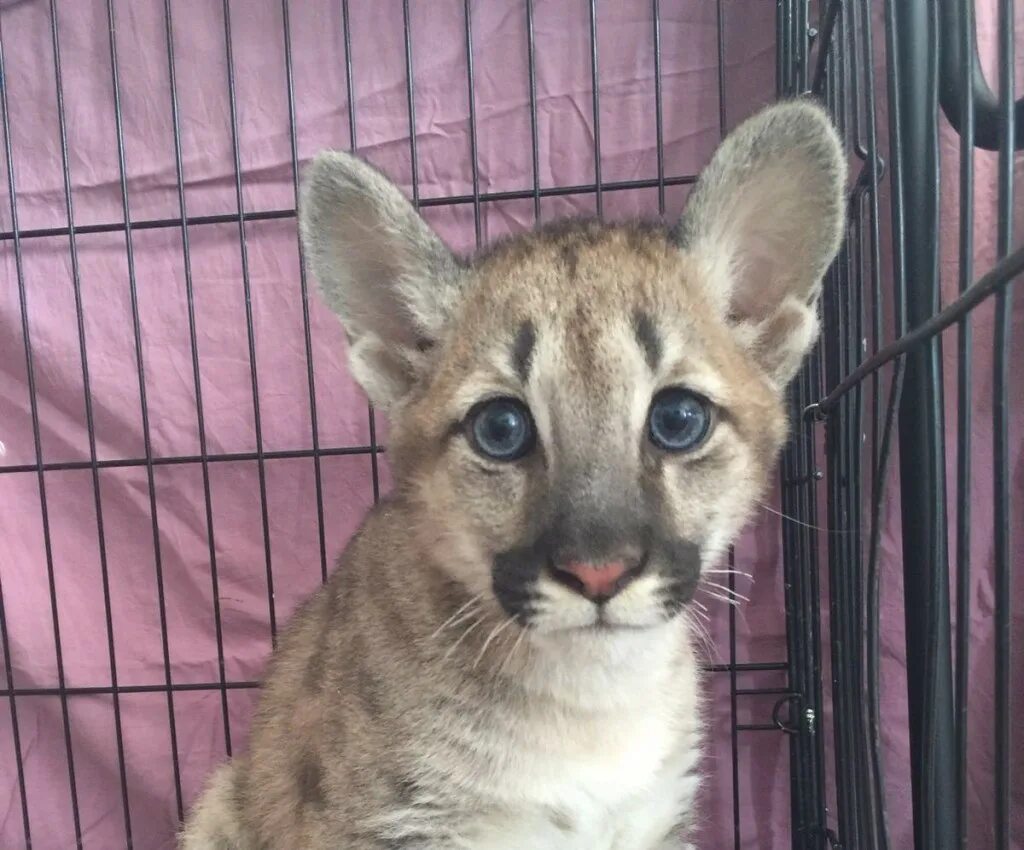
554;560;629;600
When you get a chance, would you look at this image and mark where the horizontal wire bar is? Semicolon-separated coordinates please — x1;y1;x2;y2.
2;660;789;698
0;443;382;475
735;686;797;696
808;243;1024;417
2;681;260;697
0;174;697;244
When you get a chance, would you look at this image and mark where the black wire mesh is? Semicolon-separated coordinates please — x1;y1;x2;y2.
0;2;800;848
787;1;1022;848
0;1;1019;849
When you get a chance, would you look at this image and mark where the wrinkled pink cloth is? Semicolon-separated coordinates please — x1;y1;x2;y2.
0;1;1020;849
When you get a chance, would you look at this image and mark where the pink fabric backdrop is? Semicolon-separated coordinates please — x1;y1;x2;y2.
0;1;1020;849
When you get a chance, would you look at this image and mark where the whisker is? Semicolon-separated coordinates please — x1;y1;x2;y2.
682;610;715;657
698;588;739;608
430;594;482;640
498;622;528;676
757;502;860;536
702;580;750;603
443;616;485;661
689;599;709;614
473;616;516;669
704;568;754;581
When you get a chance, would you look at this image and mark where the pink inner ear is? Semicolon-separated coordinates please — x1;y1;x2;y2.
751;299;819;385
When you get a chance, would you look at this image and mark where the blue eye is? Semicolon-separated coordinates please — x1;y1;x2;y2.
468;398;535;461
648;388;712;452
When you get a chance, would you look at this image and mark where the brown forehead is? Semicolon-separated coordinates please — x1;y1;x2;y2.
457;222;703;335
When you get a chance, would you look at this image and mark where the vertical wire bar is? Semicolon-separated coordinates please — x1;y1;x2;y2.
652;0;665;216
463;0;482;247
953;0;975;845
342;0;356;153
402;0;420;209
163;0;233;755
104;0;185;836
776;0;785;95
992;2;1014;845
525;0;541;223
47;2;101;838
220;0;278;638
781;3;829;843
340;0;381;504
838;13;873;840
856;0;891;844
823;42;861;846
280;0;329;584
886;1;958;846
716;12;740;848
728;550;741;850
797;0;809;92
587;0;603;219
0;17;36;846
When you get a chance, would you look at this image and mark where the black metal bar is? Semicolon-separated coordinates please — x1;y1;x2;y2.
735;687;797;697
952;1;975;845
3;681;262;698
339;0;381;507
823;34;866;841
736;725;788;733
937;0;1023;153
0;444;380;476
809;245;1024;416
887;2;958;847
716;17;740;846
221;0;277;639
0;174;701;244
0;657;778;701
463;0;482;246
0;14;35;845
778;6;829;845
106;0;184;836
992;3;1015;847
402;0;419;210
811;0;842;96
728;550;741;850
525;0;541;223
163;0;233;757
652;0;665;215
281;0;329;585
855;0;890;840
587;0;602;219
47;1;101;838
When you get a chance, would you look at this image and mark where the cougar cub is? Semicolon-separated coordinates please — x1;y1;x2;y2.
181;100;845;849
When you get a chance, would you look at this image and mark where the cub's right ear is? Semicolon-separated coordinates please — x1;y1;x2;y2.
299;152;465;410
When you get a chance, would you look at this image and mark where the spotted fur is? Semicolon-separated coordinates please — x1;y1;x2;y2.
180;100;845;850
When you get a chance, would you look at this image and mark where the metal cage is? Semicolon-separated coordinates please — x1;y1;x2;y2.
0;1;1020;848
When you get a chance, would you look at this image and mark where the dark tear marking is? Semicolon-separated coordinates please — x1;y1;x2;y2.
560;242;579;279
296;752;326;809
357;660;387;718
633;310;662;371
303;645;325;692
512;320;536;383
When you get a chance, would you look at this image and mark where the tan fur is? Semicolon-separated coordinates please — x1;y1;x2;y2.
181;100;845;850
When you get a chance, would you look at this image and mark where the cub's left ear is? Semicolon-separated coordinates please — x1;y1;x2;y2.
675;100;846;386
